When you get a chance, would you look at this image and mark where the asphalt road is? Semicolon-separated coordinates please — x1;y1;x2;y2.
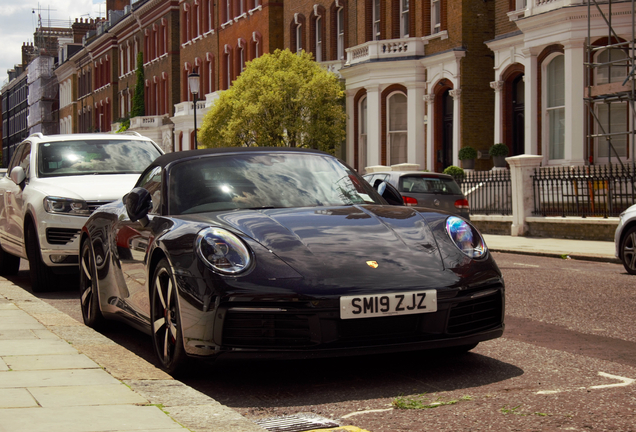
11;251;636;432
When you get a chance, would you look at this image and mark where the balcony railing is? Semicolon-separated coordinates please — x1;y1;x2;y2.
345;37;425;67
174;100;207;117
526;0;585;17
130;115;167;129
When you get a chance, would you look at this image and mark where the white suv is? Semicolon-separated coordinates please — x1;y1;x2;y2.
0;132;163;291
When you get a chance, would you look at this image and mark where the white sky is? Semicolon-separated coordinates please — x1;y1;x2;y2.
0;1;106;86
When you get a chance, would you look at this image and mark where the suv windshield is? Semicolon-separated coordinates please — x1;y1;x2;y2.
38;139;161;178
398;175;463;195
168;153;382;215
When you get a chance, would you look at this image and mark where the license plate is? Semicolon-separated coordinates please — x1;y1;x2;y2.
340;290;437;319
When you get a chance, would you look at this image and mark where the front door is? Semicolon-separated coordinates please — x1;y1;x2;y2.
441;90;454;171
512;75;525;156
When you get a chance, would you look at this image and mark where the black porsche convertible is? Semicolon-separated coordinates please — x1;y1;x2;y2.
79;147;504;373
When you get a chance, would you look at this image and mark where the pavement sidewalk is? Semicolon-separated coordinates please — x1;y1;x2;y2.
482;234;618;263
0;280;267;432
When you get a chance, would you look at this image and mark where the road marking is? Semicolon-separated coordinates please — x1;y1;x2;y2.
536;371;634;394
341;408;393;419
513;263;540;268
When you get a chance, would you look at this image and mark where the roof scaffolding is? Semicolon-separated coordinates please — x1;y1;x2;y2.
585;0;636;171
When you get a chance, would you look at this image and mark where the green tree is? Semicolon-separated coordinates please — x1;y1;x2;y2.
131;52;145;118
199;49;346;155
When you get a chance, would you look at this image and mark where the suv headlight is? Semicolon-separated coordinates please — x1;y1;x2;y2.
445;216;487;259
43;197;90;216
196;227;252;275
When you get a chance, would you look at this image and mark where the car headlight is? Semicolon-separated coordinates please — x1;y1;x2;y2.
445;216;487;259
43;197;90;216
196;227;252;274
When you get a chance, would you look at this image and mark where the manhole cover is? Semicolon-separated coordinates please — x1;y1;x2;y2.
254;413;340;432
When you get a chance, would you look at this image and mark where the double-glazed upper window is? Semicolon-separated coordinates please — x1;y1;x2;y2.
337;7;345;60
315;16;322;62
388;93;408;165
432;0;441;34
400;0;410;38
546;55;565;160
373;0;381;40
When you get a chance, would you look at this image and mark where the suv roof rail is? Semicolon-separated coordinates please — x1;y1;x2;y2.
119;131;143;137
27;132;44;139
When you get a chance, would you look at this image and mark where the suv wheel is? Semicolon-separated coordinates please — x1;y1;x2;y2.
26;224;57;292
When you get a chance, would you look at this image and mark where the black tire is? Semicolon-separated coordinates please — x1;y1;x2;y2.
620;226;636;275
0;244;20;276
79;239;105;329
26;224;57;292
151;259;186;374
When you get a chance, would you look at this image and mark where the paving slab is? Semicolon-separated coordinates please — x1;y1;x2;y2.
0;302;18;310
0;357;8;371
0;405;187;432
0;339;78;356
0;388;38;408
0;329;40;340
29;383;149;407
0;368;121;388
5;353;99;371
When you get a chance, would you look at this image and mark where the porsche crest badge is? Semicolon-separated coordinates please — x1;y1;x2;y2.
366;261;379;269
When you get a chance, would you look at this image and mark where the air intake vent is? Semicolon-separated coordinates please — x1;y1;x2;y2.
222;311;312;348
46;228;81;245
447;292;502;335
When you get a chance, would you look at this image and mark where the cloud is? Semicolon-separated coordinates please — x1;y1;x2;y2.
0;0;105;86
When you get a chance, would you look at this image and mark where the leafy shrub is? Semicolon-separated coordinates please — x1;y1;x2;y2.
489;143;509;157
443;165;464;177
458;146;477;160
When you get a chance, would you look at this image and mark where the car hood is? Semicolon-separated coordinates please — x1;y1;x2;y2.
188;205;457;292
30;174;140;201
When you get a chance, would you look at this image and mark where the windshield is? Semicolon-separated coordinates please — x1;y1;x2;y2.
398;175;463;195
168;153;383;215
38;139;161;178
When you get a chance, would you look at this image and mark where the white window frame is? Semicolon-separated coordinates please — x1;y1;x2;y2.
595;101;631;162
337;7;344;60
596;48;629;85
239;46;245;73
400;0;410;38
359;96;368;172
315;16;322;62
543;53;566;162
387;92;408;166
296;23;303;53
373;0;381;41
432;0;441;34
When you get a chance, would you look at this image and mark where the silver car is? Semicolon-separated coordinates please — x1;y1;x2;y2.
615;203;636;274
363;171;470;219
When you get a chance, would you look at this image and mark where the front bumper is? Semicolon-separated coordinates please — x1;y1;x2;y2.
38;214;87;266
181;282;505;360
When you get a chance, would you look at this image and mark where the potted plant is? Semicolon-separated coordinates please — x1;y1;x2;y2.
489;143;509;168
458;146;477;170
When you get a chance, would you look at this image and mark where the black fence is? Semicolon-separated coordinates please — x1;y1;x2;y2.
533;164;636;218
454;170;512;216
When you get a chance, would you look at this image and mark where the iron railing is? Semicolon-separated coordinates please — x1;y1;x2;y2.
454;170;512;216
533;164;636;217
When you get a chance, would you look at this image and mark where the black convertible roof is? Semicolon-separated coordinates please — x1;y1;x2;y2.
150;146;329;169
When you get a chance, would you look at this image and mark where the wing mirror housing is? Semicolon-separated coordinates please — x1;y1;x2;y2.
10;166;26;186
376;181;405;206
125;187;152;227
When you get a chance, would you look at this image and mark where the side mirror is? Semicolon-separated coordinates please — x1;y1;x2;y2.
376;181;405;206
10;166;26;186
125;187;152;227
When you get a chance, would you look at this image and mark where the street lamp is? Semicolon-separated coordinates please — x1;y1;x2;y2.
188;71;200;150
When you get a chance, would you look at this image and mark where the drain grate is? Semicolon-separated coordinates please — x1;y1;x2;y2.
254;413;340;432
